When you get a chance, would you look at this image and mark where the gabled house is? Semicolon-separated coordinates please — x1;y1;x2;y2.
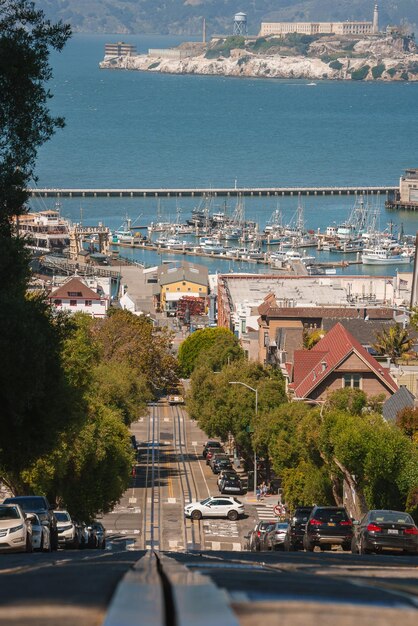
289;322;398;402
50;277;108;318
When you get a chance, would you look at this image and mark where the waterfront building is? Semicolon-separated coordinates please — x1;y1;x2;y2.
288;323;398;402
49;277;109;318
217;273;411;336
104;42;137;57
155;261;208;316
400;168;418;205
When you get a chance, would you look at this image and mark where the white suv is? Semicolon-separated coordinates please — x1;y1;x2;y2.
54;510;78;548
184;496;244;521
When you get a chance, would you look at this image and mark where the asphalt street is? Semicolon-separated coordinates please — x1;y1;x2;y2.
0;402;417;625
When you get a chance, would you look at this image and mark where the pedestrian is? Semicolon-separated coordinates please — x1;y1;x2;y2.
256;486;261;502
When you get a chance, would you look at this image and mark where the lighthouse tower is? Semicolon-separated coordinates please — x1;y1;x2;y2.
373;3;379;34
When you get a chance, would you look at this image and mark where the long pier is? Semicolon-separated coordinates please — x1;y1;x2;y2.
29;185;397;199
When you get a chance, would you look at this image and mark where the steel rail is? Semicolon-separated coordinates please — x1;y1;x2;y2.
172;403;204;550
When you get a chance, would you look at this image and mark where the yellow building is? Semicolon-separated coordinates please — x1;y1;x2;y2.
156;262;209;315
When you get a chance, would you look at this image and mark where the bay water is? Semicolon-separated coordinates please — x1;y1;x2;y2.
31;34;418;275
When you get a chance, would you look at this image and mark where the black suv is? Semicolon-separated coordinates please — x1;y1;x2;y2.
284;506;313;551
203;440;223;459
303;506;353;552
4;496;59;551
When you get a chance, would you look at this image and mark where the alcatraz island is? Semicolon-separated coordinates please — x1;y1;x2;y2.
100;4;418;82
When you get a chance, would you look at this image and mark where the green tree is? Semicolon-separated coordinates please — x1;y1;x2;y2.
0;0;71;232
188;359;287;463
373;323;413;364
96;310;178;394
0;1;71;492
303;328;325;349
396;406;418;443
0;294;75;493
178;327;243;377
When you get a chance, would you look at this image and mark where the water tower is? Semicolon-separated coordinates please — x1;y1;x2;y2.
233;12;247;36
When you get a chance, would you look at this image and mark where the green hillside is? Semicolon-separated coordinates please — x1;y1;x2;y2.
37;1;418;35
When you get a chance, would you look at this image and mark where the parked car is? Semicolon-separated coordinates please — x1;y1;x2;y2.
73;519;90;549
263;522;289;551
203;441;223;459
219;474;244;495
284;506;313;552
351;509;418;555
91;521;106;549
30;513;51;552
206;447;225;465
209;453;230;470
247;520;276;552
211;456;233;475
3;496;58;550
0;503;33;553
54;510;79;549
303;506;353;552
184;496;244;521
217;469;238;489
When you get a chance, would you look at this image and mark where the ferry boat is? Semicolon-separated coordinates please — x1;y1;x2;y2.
14;209;70;253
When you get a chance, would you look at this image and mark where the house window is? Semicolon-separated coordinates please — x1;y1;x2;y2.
68;291;82;297
177;287;180;291
166;287;169;291
69;300;77;307
182;281;186;286
54;299;62;306
85;300;92;306
188;288;191;292
198;287;202;291
343;374;362;389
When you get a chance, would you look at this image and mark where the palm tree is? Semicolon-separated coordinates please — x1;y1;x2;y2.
373;324;414;365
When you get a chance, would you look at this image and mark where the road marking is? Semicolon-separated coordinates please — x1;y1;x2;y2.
169;540;179;548
211;541;221;550
192;441;197;446
193;444;211;496
232;543;241;551
167;497;177;504
164;417;170;422
203;521;240;537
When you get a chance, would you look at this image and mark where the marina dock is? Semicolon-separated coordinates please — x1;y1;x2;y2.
29;185;397;199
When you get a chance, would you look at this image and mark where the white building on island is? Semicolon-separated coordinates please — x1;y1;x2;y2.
259;4;379;38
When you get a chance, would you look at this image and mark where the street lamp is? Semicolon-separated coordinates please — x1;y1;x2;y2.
229;381;258;498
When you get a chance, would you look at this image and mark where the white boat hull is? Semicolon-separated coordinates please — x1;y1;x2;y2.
362;255;412;265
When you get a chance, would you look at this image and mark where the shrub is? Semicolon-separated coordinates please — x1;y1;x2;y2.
351;65;370;80
372;63;385;79
329;60;343;70
148;61;160;70
387;67;397;77
401;71;409;80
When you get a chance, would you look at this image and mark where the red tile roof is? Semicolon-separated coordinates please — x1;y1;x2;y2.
292;322;398;398
50;277;101;301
